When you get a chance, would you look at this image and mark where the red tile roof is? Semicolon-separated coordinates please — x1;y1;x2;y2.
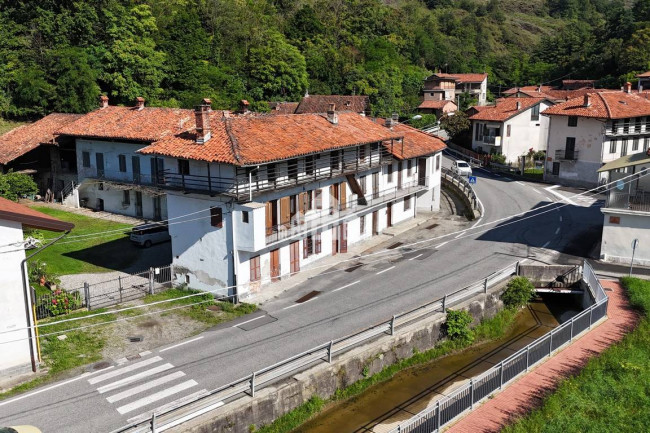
542;91;650;119
268;102;299;115
294;95;369;114
502;86;608;101
57;106;194;142
636;71;650;78
469;98;548;122
0;197;74;232
0;114;82;164
428;73;488;84
388;124;446;159
417;100;457;109
140;112;402;165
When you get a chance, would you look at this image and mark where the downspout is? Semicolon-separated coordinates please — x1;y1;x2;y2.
20;230;71;372
230;204;239;304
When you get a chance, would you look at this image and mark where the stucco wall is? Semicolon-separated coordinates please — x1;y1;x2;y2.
600;209;650;266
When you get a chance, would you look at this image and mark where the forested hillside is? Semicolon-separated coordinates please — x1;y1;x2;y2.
0;0;648;118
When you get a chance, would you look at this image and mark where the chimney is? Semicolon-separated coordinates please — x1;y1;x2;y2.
239;99;250;114
584;94;591;107
385;112;399;128
537;84;542;93
625;82;632;93
195;98;212;144
100;95;109;109
516;101;521;110
135;97;145;111
327;103;338;125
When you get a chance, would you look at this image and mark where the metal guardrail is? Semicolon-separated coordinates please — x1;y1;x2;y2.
112;262;519;433
387;260;608;433
441;167;481;213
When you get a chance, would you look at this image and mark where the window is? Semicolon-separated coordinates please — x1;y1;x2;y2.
118;155;127;172
646;117;650;131
315;189;323;209
404;195;411;211
645;138;650;152
436;154;441;171
82;151;90;168
610;139;617;154
267;163;277;183
359;145;366;161
306;190;313;211
360;215;366;234
330;151;340;171
506;125;511;137
303;235;313;258
122;190;130;205
387;164;393;182
530;104;540;121
407;160;413;176
611;120;618;134
305;156;315;176
475;123;480;141
635;118;642;133
242;211;249;223
210;206;222;228
178;159;190;175
623;118;630;133
314;232;322;254
633;138;639;151
288;159;298;180
568;116;578;127
250;256;261;282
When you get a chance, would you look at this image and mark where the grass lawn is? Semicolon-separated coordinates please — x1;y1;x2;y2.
503;277;650;433
523;167;544;180
28;206;136;275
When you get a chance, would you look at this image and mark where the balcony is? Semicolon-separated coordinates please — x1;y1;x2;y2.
78;167;162;187
555;149;579;161
606;189;650;213
605;124;648;136
480;136;501;146
265;179;428;245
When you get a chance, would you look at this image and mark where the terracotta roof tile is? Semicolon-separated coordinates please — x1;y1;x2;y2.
418;100;457;109
636;71;650;78
0;197;74;231
428;73;488;83
502;86;608;101
268;102;299;115
140;112;402;165
469;98;548;122
0;113;82;165
294;95;369;114
57;106;194;142
388;124;446;159
543;91;650;119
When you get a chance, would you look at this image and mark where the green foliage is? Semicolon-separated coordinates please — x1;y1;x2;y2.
0;171;38;201
409;114;437;129
440;112;470;139
491;153;507;164
444;309;475;343
256;396;325;433
501;276;536;308
44;289;82;316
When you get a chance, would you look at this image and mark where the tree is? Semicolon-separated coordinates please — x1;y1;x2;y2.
50;48;100;113
501;276;536;308
440;112;470;139
622;28;650;72
0;171;38;201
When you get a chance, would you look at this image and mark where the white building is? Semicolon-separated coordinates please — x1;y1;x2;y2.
597;150;650;266
469;98;553;164
543;85;650;188
0;197;73;376
138;103;446;299
422;73;488;107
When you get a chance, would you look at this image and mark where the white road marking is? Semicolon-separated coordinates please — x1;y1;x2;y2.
435;242;448;248
97;363;174;394
545;196;552;201
232;315;266;328
376;266;396;275
409;253;424;261
559;216;563;222
542;240;551;248
138;350;152;357
454;231;466;239
106;371;186;403
160;336;204;353
0;366;115;408
127;390;210;424
532;189;542;195
116;380;198;414
89;356;162;384
332;280;361;292
283;303;300;310
555;227;561;234
545;185;577;205
515;181;526;186
156;400;225;432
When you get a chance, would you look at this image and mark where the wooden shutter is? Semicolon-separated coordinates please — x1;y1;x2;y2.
280;197;290;226
299;192;307;224
315;233;321;254
340;182;347;210
265;201;273;236
303;238;309;259
315;189;322;209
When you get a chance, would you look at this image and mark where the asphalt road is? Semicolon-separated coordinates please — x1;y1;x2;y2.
0;157;605;432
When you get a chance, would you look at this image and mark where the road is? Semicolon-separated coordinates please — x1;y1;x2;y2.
0;157;605;432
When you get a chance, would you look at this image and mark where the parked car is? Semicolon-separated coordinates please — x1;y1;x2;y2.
452;160;473;177
130;223;171;248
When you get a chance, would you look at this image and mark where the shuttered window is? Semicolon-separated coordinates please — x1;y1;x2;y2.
210;206;223;228
250;256;261;282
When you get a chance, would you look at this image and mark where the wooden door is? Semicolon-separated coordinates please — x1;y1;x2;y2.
397;161;403;189
132;156;141;183
289;195;297;225
339;223;348;253
372;210;378;235
135;191;143;217
298;192;307;224
340;182;347;210
270;249;280;281
418;159;427;186
332;226;338;255
280;197;291;227
290;241;300;274
387;202;392;227
265;201;275;236
96;153;104;177
330;184;338;213
372;172;379;199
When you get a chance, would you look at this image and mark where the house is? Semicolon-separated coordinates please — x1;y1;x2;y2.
138;102;446;298
416;100;457;118
294;94;370;115
502;84;606;103
0;197;73;375
469;98;553;163
268;102;299;115
0;113;82;197
597;149;650;265
422;73;488;106
55;96;195;221
637;71;650;92
543;84;650;188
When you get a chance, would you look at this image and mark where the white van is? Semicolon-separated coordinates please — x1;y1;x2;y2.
130;223;171;248
452;160;473;177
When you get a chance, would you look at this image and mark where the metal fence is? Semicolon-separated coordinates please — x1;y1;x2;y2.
606;190;650;213
387;260;608;433
35;265;174;319
113;262;519;432
441;167;481;213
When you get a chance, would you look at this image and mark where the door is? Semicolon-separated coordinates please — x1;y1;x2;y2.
339;223;348;253
289;195;298;225
290;241;300;274
332;226;338;255
418;159;427;186
298;192;307;224
387;202;392;227
621;139;628;157
280;197;291;227
270;249;280;281
132;156;141;183
151;158;164;185
552;162;560;176
372;172;379;199
372;210;378;235
330;184;339;213
97;198;104;211
153;196;161;221
135;191;143;217
340;182;347;210
565;138;576;160
96;153;104;177
265;201;277;237
397;161;403;189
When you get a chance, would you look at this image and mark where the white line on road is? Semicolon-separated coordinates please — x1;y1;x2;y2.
560;216;563;222
232;315;266;328
532;189;542;195
106;371;186;403
332;280;361;292
555;227;561;234
138;350;151;357
116;380;197;414
545;196;552;201
545;185;577;205
160;336;204;352
435;242;448;248
156;400;225;432
89;356;162;384
0;366;115;408
542;240;551;248
515;181;526;186
454;231;466;239
282;303;300;310
376;266;396;275
97;363;174;394
409;253;423;261
127;390;210;424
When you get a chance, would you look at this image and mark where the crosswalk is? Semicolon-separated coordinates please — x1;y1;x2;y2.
88;355;207;416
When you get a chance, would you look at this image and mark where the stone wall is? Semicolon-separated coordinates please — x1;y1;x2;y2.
174;285;507;433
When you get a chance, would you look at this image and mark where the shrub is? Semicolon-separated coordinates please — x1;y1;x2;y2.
501;276;535;308
46;289;82;316
490;153;506;165
0;171;38;201
444;309;474;344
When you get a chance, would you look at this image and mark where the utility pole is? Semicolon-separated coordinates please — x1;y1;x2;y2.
630;238;640;276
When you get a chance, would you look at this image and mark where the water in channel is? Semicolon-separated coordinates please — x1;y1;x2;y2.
296;298;563;433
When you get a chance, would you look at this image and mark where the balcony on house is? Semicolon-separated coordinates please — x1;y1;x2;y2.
555;149;579;161
606;188;650;213
77;166;163;187
480;135;501;146
605;118;650;136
